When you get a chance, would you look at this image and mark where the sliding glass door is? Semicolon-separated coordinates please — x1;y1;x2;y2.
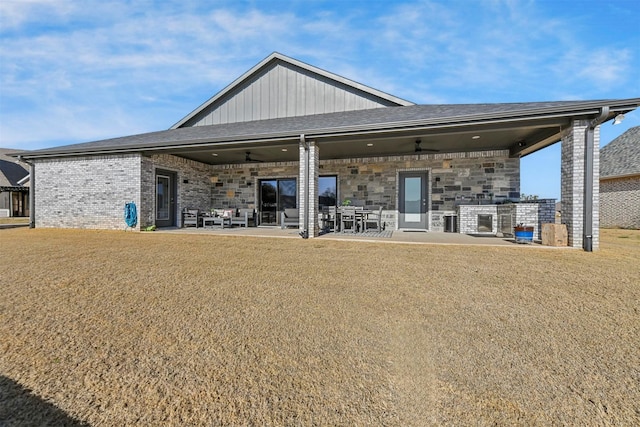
259;178;296;225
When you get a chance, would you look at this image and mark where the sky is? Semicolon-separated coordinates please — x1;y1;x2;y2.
1;0;639;200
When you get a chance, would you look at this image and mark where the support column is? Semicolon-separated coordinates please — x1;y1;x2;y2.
298;138;320;238
29;161;35;228
561;120;600;250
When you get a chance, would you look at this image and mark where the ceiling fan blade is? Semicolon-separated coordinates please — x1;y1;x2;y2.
245;151;264;163
414;139;438;153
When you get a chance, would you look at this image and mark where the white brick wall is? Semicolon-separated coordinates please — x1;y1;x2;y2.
35;154;142;230
561;121;600;249
298;140;320;237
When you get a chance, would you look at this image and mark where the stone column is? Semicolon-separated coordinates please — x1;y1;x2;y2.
298;140;320;238
561;120;600;249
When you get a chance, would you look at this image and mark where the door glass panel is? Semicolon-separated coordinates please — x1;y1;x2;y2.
404;176;421;222
278;179;297;209
260;180;277;224
156;175;170;220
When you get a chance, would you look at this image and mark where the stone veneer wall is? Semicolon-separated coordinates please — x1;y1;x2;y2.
141;154;214;228
208;150;518;230
209;161;299;210
34;154;142;229
320;150;519;230
600;175;640;229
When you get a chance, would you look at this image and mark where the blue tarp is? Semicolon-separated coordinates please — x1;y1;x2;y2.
124;202;137;228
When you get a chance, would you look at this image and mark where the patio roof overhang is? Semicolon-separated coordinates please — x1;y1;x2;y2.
12;98;640;165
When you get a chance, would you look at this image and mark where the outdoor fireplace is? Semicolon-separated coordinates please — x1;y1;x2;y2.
477;214;493;233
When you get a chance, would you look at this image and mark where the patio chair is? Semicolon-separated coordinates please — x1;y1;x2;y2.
363;206;383;232
230;208;257;227
182;209;201;228
281;208;299;229
339;207;358;233
321;206;337;232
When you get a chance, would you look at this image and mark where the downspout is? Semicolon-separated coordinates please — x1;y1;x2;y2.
17;155;35;229
300;134;309;239
583;106;609;252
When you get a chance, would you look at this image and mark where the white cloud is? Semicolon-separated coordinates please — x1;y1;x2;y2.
0;0;75;29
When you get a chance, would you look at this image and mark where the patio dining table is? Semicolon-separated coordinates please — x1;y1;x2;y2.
332;206;375;233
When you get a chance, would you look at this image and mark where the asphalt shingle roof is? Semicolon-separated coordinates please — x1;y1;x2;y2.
600;126;640;178
0;149;29;187
18;100;636;157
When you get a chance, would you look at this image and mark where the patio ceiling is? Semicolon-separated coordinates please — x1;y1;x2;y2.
164;116;569;165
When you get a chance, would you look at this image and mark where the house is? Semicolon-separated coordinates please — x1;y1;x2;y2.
11;53;640;250
0;148;30;217
600;126;640;229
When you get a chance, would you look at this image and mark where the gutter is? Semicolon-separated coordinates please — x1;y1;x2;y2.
583;106;609;252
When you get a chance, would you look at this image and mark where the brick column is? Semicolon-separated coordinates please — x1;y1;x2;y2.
298;140;319;238
561;120;600;249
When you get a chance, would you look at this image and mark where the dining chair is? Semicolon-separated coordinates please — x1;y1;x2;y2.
322;206;337;232
339;207;358;233
363;206;383;232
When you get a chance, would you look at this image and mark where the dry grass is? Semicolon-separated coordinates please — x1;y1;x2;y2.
1;228;639;426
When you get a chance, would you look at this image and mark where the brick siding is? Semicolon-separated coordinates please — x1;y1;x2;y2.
600;175;640;229
34;154;142;229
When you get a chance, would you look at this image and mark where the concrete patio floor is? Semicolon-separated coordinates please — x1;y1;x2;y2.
158;226;561;248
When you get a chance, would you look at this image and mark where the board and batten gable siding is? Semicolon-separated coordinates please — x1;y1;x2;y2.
184;61;398;127
34;154;142;230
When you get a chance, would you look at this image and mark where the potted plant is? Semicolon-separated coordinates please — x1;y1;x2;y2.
514;223;534;243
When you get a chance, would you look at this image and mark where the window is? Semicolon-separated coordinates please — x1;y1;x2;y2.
318;176;337;209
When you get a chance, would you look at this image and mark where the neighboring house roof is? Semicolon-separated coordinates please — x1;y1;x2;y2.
600;126;640;179
0;148;30;189
171;52;414;129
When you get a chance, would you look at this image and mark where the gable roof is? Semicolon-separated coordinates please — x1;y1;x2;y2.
600;126;640;178
0;148;30;188
171;52;414;129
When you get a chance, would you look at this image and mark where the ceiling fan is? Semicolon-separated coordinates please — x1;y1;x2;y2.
245;151;264;163
414;139;438;153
